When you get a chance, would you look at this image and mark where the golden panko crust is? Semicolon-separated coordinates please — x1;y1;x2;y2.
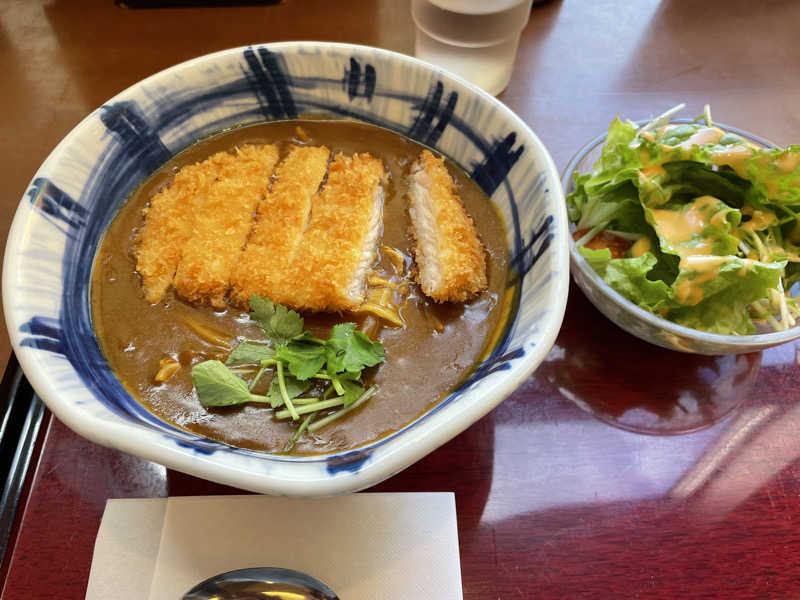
411;149;487;303
137;144;279;307
137;145;387;313
135;150;240;304
275;152;387;312
229;145;330;306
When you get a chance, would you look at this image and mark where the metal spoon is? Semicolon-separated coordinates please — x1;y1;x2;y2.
181;567;339;600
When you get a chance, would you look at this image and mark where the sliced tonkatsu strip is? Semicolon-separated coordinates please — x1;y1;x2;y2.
283;153;387;312
228;145;331;306
136;151;238;304
171;144;279;308
408;149;487;303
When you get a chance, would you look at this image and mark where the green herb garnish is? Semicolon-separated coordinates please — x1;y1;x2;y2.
249;295;304;345
308;385;378;432
190;295;385;451
225;341;276;365
266;372;310;409
276;339;327;380
191;360;270;407
325;323;385;375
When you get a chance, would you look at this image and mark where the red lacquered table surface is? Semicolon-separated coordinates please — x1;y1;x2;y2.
3;1;800;598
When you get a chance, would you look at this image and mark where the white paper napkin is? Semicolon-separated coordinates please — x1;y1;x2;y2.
85;498;167;600
85;493;462;600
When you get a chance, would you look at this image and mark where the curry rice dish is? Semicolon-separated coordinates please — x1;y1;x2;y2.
91;120;509;455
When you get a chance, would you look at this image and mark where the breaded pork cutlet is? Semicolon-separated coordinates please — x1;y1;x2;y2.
229;145;331;306
285;153;387;312
136;150;241;304
408;149;487;302
171;144;279;308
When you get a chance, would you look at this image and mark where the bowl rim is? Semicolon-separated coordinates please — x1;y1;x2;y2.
562;116;800;350
3;41;570;494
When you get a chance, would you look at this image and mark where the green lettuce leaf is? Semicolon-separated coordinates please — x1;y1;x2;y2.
715;145;800;206
578;247;673;312
785;261;800;290
661;161;750;208
667;256;785;334
590;117;640;184
644;195;741;260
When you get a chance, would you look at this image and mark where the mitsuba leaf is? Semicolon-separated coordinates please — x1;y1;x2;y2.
267;374;310;409
338;380;366;408
226;341;276;365
249;294;277;329
276;340;326;380
249;294;304;346
192;360;252;406
325;323;385;376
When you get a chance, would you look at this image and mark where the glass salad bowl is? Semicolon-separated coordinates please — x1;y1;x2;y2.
562;117;800;355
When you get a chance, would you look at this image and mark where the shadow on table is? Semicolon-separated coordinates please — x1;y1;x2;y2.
368;411;495;530
538;283;762;435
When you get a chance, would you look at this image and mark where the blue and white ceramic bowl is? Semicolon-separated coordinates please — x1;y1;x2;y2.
3;42;569;496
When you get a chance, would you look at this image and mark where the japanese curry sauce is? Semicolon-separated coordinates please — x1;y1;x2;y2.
91;120;509;454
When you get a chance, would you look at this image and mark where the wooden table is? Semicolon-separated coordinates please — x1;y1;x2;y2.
3;1;800;597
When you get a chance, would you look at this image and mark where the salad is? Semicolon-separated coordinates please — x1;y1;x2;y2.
566;105;800;335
